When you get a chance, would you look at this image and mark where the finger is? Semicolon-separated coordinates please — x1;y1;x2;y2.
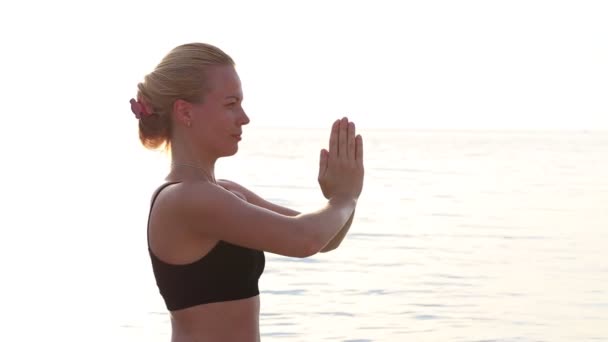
329;119;339;158
347;121;355;160
339;117;348;159
356;134;363;162
318;149;328;180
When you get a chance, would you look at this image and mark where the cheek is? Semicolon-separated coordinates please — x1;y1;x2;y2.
193;123;216;146
196;121;229;146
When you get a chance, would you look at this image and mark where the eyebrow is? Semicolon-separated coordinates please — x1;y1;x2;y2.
224;95;242;101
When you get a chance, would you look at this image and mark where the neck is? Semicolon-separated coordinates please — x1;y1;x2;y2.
170;161;217;183
169;136;217;183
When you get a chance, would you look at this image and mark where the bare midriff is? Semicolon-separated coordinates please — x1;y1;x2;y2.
169;296;261;342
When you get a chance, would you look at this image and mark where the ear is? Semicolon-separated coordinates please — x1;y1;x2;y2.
173;99;194;126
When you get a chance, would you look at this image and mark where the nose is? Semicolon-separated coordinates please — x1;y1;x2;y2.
239;107;250;126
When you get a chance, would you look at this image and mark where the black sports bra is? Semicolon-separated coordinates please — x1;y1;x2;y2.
147;182;265;311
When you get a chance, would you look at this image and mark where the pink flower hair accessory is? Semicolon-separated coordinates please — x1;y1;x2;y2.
130;98;152;119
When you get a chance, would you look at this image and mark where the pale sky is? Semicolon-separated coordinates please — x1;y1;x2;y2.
1;0;607;131
0;3;606;337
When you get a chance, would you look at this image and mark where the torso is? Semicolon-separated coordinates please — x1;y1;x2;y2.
169;297;261;342
148;180;262;342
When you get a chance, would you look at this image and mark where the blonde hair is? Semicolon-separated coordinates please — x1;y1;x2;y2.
135;43;235;150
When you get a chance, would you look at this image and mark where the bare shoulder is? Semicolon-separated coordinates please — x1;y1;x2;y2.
216;179;249;201
216;179;252;200
154;180;314;257
150;181;228;229
155;181;235;213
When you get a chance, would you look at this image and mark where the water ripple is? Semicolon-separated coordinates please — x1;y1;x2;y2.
263;289;307;295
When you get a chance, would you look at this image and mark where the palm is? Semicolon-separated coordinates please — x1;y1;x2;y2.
317;117;364;200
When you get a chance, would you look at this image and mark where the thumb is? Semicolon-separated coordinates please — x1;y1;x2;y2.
318;149;328;180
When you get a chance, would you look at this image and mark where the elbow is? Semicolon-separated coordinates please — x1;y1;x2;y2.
294;231;325;258
291;216;329;258
296;237;322;258
319;244;337;253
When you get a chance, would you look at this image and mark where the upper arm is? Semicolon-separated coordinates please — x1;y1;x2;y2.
164;182;316;258
217;179;301;217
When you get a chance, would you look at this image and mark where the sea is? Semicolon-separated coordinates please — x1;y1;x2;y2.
1;128;607;341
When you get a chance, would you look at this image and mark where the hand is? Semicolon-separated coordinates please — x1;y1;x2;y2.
318;117;364;201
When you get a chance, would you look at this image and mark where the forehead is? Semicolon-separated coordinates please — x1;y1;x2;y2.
205;65;242;98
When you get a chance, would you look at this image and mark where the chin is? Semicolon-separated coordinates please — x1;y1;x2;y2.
221;146;239;157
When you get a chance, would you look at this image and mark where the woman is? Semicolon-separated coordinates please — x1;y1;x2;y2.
130;42;364;342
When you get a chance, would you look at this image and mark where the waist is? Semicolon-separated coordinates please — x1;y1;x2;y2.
170;296;261;341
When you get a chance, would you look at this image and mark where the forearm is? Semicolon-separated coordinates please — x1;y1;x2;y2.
294;197;357;251
320;208;355;252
